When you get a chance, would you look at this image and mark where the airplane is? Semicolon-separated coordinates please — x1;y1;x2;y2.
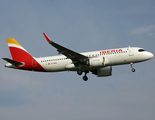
3;33;154;81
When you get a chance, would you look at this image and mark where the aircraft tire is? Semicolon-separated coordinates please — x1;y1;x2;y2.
77;70;83;75
132;68;135;72
83;76;88;81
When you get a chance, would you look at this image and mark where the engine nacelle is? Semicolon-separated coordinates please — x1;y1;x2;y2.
86;57;109;67
91;66;112;77
86;57;104;67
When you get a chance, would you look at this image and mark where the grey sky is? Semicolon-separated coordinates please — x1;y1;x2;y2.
0;0;155;120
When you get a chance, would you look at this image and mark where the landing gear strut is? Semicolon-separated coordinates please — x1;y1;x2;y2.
130;62;135;72
83;71;89;81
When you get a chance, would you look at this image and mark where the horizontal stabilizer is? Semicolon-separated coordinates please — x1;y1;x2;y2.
2;58;24;66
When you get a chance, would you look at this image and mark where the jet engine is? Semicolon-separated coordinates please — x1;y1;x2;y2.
86;57;109;67
91;66;112;77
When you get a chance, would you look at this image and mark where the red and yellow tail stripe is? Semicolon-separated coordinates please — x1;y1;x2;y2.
6;38;27;52
6;38;46;72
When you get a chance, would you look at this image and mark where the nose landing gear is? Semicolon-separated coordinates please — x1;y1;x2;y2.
130;62;135;72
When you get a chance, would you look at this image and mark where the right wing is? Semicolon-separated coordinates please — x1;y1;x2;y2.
43;33;88;66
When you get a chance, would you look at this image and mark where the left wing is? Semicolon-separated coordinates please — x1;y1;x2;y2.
43;33;88;65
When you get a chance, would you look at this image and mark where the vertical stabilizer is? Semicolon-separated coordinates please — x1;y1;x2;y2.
5;38;46;71
6;38;32;62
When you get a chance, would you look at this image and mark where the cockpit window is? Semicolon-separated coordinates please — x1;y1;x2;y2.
138;49;145;52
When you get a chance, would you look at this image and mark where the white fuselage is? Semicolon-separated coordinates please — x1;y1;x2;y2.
4;35;153;81
34;47;153;72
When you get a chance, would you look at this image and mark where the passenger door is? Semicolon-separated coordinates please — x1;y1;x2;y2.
128;47;134;56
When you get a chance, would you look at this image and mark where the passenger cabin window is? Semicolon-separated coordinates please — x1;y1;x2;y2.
138;49;145;52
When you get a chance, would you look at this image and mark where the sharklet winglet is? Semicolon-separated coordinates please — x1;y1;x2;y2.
43;33;52;42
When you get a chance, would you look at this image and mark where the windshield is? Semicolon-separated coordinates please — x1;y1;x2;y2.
138;49;145;52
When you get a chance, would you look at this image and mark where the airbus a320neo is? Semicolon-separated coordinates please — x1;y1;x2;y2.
3;33;153;81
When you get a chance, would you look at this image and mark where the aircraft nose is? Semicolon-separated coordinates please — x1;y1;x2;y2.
146;52;154;59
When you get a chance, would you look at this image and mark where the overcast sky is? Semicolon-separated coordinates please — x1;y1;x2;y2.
0;0;155;120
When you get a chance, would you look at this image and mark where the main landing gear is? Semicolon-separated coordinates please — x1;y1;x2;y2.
77;70;89;81
130;62;135;72
83;71;89;81
77;70;83;75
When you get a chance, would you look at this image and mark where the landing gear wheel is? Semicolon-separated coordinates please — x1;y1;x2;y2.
77;70;83;75
130;62;135;72
132;68;135;72
83;76;88;81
